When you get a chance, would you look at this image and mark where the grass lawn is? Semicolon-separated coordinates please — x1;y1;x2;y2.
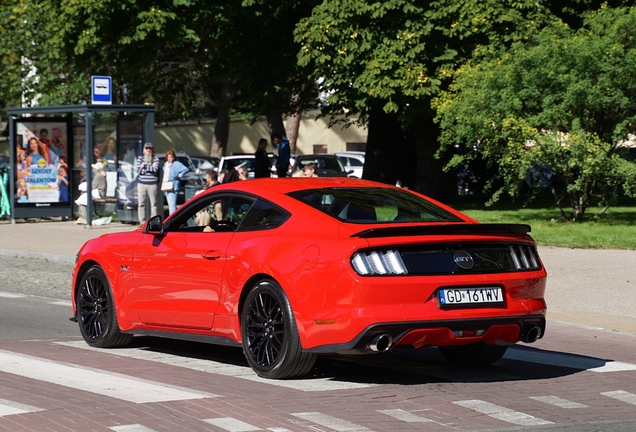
449;197;636;250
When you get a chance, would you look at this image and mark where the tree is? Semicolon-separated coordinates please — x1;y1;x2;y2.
294;0;546;198
434;6;636;221
0;0;318;156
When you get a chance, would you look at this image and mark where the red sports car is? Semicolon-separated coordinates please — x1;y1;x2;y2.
71;178;547;379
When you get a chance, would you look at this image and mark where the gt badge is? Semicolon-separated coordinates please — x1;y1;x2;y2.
453;250;474;270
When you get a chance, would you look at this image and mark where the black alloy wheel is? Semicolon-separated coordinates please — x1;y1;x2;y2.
438;344;508;366
76;265;132;348
241;279;316;379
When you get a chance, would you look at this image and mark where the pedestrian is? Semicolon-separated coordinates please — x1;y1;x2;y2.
194;169;221;226
75;162;107;224
253;138;270;178
195;169;220;195
272;133;290;178
237;166;249;181
303;162;319;177
136;142;160;225
161;149;189;215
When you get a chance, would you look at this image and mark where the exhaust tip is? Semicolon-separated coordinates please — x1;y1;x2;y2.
368;334;393;352
522;325;541;343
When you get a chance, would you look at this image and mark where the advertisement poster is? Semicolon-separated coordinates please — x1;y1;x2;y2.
14;119;70;206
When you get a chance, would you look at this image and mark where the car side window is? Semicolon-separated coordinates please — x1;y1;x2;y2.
238;199;290;232
166;194;255;233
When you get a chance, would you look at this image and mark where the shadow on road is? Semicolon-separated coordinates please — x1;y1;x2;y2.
115;336;632;386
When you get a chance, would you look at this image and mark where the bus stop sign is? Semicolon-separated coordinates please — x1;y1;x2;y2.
91;76;112;105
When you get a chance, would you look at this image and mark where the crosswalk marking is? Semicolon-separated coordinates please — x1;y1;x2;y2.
110;425;157;432
0;292;26;299
377;409;431;422
529;396;588;409
0;350;218;404
601;390;636;405
0;398;43;417
58;341;375;392
504;347;636;373
203;418;262;431
453;400;553;426
292;412;373;431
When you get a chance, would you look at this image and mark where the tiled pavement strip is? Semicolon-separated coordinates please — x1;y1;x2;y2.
0;220;635;431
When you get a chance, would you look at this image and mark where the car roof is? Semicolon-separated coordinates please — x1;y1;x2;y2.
190;177;466;226
295;154;340;160
200;177;384;196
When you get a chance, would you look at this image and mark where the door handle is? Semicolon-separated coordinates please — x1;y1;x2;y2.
201;250;221;260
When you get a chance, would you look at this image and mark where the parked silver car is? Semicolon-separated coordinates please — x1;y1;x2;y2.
335;151;365;178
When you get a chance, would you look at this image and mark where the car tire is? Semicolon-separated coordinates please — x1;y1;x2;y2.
241;279;316;379
438;344;508;366
76;265;133;348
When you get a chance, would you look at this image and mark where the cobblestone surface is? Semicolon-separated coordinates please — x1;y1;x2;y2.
0;256;72;299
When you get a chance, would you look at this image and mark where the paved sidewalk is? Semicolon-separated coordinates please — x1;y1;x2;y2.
0;218;134;262
1;218;635;335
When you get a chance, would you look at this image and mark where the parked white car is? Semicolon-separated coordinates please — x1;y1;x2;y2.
335;151;365;178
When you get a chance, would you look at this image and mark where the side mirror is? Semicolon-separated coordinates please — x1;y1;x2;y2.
144;215;164;235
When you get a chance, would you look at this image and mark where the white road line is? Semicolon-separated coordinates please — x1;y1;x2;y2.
110;425;157;432
267;428;293;432
0;292;26;298
504;347;636;373
601;390;636;405
49;300;72;307
453;400;553;426
203;418;262;431
0;350;217;404
292;412;373;431
377;409;431;422
58;341;375;392
529;396;588;409
0;398;44;417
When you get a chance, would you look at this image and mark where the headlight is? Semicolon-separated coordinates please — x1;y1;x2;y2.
351;250;408;275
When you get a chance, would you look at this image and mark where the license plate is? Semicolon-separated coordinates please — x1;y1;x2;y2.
438;287;503;306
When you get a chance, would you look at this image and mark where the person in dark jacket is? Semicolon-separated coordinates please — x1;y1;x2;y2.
254;138;270;178
272;133;290;178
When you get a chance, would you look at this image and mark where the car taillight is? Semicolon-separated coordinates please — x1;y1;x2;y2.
351;250;408;276
509;245;541;270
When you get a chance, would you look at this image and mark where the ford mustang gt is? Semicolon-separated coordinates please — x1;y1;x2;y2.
71;178;547;379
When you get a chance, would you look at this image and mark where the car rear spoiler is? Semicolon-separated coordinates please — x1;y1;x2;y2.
351;223;531;238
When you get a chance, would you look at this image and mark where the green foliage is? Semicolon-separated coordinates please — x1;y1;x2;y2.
456;199;636;249
294;0;544;123
0;0;318;124
435;6;636;221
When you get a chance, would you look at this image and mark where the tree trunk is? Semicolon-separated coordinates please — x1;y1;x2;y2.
363;103;413;186
411;116;454;201
267;112;286;140
210;78;234;158
285;111;301;154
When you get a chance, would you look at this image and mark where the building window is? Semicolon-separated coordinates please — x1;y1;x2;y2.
313;144;328;154
346;142;366;152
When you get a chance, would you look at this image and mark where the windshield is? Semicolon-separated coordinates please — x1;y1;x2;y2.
294;157;345;173
288;187;463;224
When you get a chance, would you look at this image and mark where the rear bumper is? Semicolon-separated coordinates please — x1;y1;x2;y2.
304;315;546;353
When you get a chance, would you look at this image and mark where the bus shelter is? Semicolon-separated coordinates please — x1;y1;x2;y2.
8;104;155;227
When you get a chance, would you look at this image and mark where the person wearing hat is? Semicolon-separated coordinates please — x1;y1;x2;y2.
90;161;107;199
135;142;160;224
75;161;108;224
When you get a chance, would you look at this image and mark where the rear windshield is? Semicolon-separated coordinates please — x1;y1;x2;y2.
288;187;463;223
